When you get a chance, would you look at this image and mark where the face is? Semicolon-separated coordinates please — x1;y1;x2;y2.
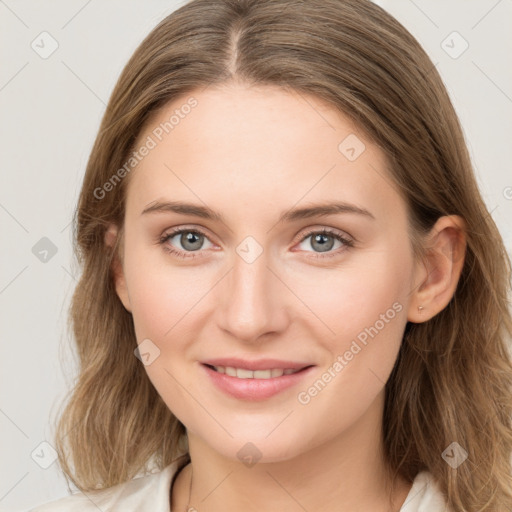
113;83;420;463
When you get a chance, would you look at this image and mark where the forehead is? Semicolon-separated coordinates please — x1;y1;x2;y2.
126;84;404;226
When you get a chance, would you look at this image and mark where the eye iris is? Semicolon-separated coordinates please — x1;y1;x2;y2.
311;233;334;252
181;231;203;251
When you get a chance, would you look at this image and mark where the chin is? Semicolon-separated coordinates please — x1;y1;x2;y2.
193;424;315;465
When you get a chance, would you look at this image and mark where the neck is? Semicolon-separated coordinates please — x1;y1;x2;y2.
172;391;412;512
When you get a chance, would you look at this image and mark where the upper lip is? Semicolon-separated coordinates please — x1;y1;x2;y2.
201;358;314;371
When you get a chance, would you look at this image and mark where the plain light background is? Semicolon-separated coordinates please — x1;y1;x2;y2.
0;1;511;511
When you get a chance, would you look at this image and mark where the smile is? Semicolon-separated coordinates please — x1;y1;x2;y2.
207;365;304;379
201;363;315;401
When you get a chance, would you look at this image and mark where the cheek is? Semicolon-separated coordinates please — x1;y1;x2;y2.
293;286;409;447
295;242;412;350
123;236;213;340
122;249;212;422
294;240;412;409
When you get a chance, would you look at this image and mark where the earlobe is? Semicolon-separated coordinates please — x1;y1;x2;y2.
407;215;466;323
105;224;132;313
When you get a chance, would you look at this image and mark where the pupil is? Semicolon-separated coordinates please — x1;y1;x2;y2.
313;234;334;252
182;232;202;251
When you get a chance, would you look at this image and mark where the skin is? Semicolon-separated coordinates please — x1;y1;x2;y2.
109;82;466;512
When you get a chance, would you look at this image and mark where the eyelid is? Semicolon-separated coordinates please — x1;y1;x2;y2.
160;224;216;243
292;225;355;245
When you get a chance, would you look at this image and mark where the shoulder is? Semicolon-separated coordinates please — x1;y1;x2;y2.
400;470;452;512
29;456;188;512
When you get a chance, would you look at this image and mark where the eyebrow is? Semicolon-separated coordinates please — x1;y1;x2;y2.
141;200;375;223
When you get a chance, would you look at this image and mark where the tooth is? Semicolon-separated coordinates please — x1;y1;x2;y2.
225;366;237;377
253;369;272;379
217;366;300;379
236;368;254;379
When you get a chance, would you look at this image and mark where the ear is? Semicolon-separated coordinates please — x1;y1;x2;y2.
407;215;466;323
105;224;132;313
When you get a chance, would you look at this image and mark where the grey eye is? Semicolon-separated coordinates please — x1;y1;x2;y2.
298;232;344;253
167;230;213;252
310;233;336;252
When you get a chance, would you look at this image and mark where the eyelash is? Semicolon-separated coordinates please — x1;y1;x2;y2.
158;227;354;260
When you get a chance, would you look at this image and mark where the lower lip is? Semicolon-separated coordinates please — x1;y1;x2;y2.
201;364;315;401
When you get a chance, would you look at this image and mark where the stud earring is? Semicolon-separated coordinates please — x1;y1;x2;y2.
418;305;424;312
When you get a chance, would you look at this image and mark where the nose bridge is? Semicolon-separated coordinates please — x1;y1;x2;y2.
217;243;286;342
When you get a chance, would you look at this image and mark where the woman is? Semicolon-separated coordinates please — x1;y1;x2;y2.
31;0;512;510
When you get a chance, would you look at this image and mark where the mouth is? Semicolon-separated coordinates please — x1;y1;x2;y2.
200;361;316;401
203;364;310;379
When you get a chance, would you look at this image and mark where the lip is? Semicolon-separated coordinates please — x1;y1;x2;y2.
201;357;312;371
201;362;316;401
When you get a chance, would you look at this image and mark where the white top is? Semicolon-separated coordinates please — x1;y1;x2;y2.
29;456;452;511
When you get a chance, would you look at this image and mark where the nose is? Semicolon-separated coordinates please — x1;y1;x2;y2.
215;249;290;344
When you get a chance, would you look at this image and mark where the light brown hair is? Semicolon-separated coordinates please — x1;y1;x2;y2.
54;0;512;509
